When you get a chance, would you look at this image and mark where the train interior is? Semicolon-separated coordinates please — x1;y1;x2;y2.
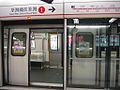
29;29;63;86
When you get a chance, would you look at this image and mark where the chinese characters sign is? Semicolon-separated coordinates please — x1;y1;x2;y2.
64;1;120;17
0;4;63;20
10;6;38;15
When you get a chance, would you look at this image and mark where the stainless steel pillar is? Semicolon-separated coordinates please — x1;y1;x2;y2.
0;21;3;86
64;19;67;90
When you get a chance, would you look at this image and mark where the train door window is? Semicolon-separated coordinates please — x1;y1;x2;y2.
50;34;58;50
50;33;61;51
31;32;36;49
75;32;93;58
11;32;26;56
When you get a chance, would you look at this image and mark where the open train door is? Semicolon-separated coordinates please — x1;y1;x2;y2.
8;28;29;86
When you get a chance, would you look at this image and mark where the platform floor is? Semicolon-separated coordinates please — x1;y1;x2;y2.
0;86;62;90
0;86;118;90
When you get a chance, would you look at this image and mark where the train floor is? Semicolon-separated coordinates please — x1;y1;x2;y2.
30;67;63;84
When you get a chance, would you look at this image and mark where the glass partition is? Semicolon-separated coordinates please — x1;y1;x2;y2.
67;18;120;89
67;24;106;87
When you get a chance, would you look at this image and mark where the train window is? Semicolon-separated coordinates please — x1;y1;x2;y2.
50;33;60;51
50;34;58;50
11;32;26;56
75;32;93;58
30;32;36;49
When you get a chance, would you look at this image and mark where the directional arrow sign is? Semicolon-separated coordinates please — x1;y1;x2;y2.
48;6;55;12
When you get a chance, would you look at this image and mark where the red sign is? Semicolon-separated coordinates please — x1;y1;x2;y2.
38;6;45;14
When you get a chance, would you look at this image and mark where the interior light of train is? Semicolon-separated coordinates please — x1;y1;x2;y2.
67;25;107;28
41;0;54;4
109;18;117;23
76;48;92;50
27;16;32;20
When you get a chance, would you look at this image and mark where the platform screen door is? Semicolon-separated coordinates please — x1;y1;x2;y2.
8;28;29;85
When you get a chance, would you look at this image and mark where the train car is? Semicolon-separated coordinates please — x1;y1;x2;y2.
0;0;120;90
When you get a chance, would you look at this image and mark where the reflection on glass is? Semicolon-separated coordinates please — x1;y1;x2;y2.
110;35;119;46
96;35;119;47
11;32;26;56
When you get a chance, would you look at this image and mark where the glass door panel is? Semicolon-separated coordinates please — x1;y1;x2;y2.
109;23;120;89
67;19;120;89
67;24;107;88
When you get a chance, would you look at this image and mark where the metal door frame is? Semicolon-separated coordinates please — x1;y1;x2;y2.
0;21;3;86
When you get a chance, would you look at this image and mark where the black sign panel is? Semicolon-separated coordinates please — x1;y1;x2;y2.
41;0;54;4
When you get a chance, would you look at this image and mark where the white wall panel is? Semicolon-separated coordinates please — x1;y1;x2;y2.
0;0;120;20
0;0;63;6
64;1;120;18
